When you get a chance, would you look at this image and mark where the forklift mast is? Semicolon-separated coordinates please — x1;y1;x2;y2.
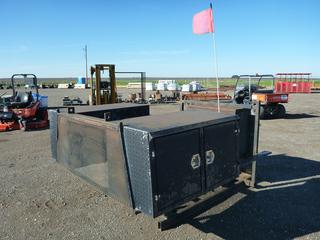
90;64;117;105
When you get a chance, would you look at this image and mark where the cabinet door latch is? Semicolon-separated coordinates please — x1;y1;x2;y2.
206;150;215;165
191;154;201;169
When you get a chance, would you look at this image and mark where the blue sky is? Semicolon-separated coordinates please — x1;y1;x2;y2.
1;0;319;78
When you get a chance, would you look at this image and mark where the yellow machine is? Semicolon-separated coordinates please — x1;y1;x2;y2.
90;64;117;105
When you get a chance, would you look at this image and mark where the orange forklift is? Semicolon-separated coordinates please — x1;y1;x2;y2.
0;74;49;131
234;74;289;119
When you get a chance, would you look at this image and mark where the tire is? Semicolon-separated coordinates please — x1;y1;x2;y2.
276;104;286;118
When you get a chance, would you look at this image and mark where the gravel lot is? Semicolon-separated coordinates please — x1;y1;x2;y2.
0;89;319;240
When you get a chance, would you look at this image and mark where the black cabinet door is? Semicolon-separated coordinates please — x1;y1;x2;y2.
154;129;202;211
204;122;238;189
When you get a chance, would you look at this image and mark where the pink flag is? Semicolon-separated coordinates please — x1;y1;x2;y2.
193;7;214;34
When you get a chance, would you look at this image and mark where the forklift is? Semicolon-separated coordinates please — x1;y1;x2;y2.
233;74;289;119
89;64;117;105
0;74;49;131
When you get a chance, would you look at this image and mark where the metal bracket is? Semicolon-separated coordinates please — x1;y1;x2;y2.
104;112;111;121
205;150;215;165
67;107;75;114
191;154;201;169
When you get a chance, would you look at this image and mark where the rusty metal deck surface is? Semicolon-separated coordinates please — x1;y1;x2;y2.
183;100;251;113
182;92;232;101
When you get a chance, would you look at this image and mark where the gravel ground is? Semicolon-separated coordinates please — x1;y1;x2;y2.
0;89;320;240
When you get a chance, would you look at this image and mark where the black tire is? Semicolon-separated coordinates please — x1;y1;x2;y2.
276;104;286;118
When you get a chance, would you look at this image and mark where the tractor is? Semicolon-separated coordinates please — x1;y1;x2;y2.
233;74;289;119
0;74;49;132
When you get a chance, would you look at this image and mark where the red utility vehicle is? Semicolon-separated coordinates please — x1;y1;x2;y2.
234;75;289;119
0;74;49;132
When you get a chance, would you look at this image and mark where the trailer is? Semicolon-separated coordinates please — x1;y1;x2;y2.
275;73;312;93
49;101;261;229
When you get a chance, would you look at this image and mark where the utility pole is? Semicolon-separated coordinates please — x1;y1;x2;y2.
84;45;88;85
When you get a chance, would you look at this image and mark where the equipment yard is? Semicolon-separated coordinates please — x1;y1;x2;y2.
0;89;319;240
1;0;319;239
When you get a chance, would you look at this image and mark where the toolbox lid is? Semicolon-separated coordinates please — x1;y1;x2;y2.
122;110;238;134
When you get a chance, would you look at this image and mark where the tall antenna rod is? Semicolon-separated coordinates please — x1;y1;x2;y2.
84;45;88;85
210;2;220;112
